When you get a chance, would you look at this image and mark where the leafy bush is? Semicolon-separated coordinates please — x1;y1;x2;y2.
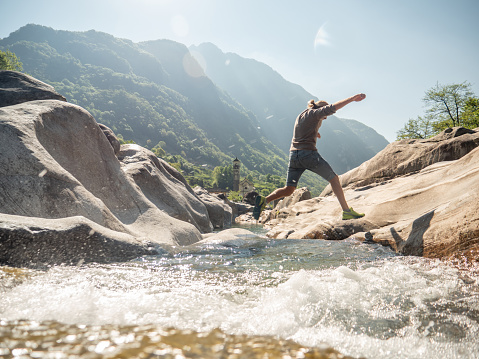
0;49;23;71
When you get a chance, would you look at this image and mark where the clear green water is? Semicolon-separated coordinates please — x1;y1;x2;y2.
1;228;478;358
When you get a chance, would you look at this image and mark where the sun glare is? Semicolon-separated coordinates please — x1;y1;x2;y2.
184;51;206;78
314;23;331;48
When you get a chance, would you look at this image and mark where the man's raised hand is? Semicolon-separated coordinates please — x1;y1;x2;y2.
353;93;366;102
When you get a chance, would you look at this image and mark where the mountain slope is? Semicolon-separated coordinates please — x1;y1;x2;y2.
0;25;287;179
190;42;389;174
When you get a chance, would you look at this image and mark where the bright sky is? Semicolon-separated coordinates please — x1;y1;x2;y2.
1;0;478;142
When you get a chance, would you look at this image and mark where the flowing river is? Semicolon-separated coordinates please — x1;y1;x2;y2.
1;224;478;358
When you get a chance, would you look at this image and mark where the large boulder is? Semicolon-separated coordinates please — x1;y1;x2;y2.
119;144;213;233
0;99;202;267
0;70;66;107
194;187;232;229
266;129;479;262
321;127;479;194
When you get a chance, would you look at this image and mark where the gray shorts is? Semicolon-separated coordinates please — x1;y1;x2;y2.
286;150;337;187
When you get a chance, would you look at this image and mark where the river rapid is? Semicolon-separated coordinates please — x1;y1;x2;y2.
1;224;479;358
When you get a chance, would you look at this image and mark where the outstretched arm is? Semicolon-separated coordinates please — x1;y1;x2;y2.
333;93;366;111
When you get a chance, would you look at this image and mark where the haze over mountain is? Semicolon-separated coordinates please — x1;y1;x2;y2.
0;24;388;192
190;42;389;173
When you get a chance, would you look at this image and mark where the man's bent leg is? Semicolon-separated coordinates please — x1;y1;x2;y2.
266;185;296;203
254;151;303;220
329;175;365;219
253;186;296;220
329;175;349;211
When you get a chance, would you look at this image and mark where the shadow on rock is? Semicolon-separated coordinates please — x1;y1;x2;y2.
389;210;435;256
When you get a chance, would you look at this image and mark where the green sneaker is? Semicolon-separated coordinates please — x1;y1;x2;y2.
253;195;267;220
342;207;365;220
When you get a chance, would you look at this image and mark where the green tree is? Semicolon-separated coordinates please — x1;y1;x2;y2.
462;97;479;129
228;191;243;202
396;115;435;140
0;49;23;71
397;82;477;140
212;165;233;189
423;81;473;128
151;141;167;157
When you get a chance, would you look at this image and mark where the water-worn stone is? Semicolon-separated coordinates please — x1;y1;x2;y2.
199;228;262;246
0;214;157;268
194;186;232;229
264;187;311;222
0;99;202;267
266;128;479;262
0;70;66;107
98;123;121;155
321;127;479;194
216;193;252;220
119;144;213;233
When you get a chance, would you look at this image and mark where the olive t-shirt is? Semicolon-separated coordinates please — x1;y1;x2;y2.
290;104;337;151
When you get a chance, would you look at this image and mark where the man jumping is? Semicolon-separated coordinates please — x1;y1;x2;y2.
253;93;367;220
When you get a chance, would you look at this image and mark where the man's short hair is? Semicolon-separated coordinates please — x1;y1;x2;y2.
307;99;329;109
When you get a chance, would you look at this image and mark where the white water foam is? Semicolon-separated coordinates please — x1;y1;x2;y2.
1;249;478;359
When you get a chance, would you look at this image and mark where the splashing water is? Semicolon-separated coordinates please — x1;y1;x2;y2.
1;233;478;358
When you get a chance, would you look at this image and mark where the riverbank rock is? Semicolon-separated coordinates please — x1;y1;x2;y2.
0;214;157;268
118;144;213;233
321;126;479;193
193;187;232;229
263;187;311;222
0;70;66;107
199;228;262;246
216;193;253;220
98;123;121;155
243;191;259;205
266;128;479;262
0;98;203;267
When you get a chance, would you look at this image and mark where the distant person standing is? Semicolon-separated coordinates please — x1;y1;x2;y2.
253;93;367;220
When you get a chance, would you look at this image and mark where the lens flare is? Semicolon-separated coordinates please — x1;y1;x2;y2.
184;50;206;78
314;23;331;49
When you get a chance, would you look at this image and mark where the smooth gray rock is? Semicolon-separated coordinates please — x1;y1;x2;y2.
0;214;158;268
0;100;202;267
119;144;213;233
243;191;259;206
199;228;263;246
194;186;232;229
216;193;252;220
0;70;66;107
264;187;311;222
99;123;121;155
